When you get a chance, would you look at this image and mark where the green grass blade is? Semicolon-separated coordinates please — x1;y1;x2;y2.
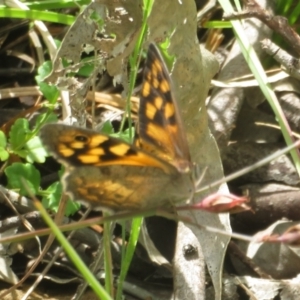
0;8;75;25
35;201;112;300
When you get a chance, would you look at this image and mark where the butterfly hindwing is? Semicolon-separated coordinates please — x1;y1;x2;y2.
138;44;191;171
63;164;193;211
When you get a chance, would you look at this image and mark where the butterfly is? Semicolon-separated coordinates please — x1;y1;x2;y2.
39;44;195;212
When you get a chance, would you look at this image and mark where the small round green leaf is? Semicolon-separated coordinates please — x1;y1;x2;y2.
5;163;41;196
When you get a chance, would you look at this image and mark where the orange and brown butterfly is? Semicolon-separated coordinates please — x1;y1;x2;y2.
39;44;195;212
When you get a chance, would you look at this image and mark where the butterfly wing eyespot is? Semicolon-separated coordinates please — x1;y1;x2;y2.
74;135;89;142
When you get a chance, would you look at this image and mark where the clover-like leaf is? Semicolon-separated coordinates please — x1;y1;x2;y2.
5;163;40;196
9;119;31;150
42;181;80;216
0;130;9;161
25;136;48;163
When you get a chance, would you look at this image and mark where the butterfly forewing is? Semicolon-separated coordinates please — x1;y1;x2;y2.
40;124;177;174
138;44;191;171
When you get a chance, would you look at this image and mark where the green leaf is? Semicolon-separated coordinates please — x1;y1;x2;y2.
54;39;62;49
8;118;49;163
111;127;135;144
101;121;114;135
0;130;9;161
25;136;48;163
36;61;53;83
77;57;95;77
34;112;58;129
0;130;7;148
89;11;105;30
38;82;59;104
158;39;174;69
42;181;80;216
5;163;40;196
36;61;59;104
0;149;9;161
9;119;31;150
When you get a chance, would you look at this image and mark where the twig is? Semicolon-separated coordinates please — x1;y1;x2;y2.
224;0;300;55
261;39;300;80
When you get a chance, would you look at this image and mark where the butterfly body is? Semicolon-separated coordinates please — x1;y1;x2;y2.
40;44;195;212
